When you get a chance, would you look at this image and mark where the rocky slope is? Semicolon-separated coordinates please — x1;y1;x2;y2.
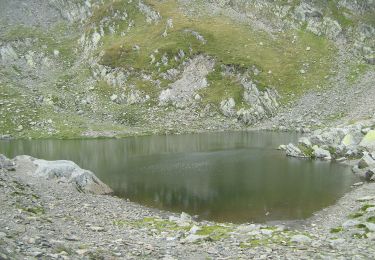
1;154;375;259
0;0;374;139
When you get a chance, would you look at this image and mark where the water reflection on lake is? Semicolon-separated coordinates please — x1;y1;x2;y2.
0;131;357;223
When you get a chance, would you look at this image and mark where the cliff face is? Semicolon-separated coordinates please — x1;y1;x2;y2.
0;0;374;138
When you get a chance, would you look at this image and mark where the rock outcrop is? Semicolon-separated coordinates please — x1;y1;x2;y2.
11;155;113;195
158;55;215;107
280;117;375;181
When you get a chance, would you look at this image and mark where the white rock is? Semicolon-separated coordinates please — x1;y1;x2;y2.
356;196;375;202
365;223;375;232
184;234;209;243
290;234;311;244
110;94;118;102
189;225;201;234
298;137;312;147
26;158;113;195
342;220;360;229
313;145;331;160
261;229;273;236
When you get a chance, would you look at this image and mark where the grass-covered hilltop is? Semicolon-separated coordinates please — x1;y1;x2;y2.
0;0;374;139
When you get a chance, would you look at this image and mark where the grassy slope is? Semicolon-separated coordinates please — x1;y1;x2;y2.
2;0;374;138
99;0;335;105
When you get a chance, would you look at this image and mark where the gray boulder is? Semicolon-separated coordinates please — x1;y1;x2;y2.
312;146;331;160
365;168;375;181
298;137;312;147
0;154;16;171
32;159;113;195
220;98;236;117
290;234;312;244
358;152;375;169
285;144;306;158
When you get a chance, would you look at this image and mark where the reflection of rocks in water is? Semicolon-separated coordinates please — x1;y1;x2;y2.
0;131;358;222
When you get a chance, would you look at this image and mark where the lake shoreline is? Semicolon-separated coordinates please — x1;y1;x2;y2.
1;154;375;259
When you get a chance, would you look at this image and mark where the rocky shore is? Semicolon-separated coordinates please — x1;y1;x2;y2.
279;116;375;182
1;154;375;259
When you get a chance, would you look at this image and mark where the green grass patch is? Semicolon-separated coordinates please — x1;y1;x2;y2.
326;2;354;28
349;212;364;219
367;216;375;223
330;227;344;233
199;67;245;107
299;145;314;157
361;204;375;211
97;0;335;104
196;225;231;241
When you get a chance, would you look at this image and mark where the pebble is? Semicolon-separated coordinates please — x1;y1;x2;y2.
356;196;375;202
290;235;312;244
65;235;81;241
90;226;105;232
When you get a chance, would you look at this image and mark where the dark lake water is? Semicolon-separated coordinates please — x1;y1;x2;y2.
0;131;358;223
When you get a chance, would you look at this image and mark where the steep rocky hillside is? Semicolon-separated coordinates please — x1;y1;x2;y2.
0;0;374;138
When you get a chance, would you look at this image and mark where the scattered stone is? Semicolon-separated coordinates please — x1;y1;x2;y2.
110;94;118;102
356;196;375;202
365;223;375;232
183;234;209;243
90;226;105;232
290;235;311;244
343;219;361;229
65;235;81;241
351;182;364;187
